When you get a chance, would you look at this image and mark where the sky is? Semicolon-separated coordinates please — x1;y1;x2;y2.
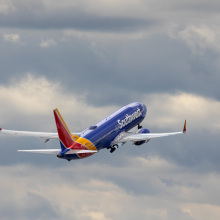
0;0;220;219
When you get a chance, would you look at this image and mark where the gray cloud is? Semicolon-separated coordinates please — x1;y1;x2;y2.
0;0;220;106
0;189;60;220
1;160;220;220
1;31;220;106
0;1;155;31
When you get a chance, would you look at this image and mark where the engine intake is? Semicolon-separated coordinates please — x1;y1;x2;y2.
134;128;150;146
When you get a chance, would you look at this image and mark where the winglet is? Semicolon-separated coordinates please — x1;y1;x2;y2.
183;120;186;133
0;128;2;131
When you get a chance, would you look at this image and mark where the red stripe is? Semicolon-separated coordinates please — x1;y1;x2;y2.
69;142;88;150
69;142;93;159
53;110;74;148
78;152;93;159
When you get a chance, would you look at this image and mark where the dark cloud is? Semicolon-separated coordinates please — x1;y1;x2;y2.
1;32;220;107
171;0;220;13
23;192;60;219
0;4;155;31
0;191;60;220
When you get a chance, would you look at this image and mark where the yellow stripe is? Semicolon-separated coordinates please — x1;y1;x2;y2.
76;137;97;151
55;108;72;136
54;108;95;150
71;134;80;141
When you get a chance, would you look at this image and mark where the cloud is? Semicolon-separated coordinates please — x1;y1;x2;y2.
169;25;220;54
1;74;220;133
39;38;57;48
0;74;116;130
0;0;219;35
0;0;154;31
1;26;220;105
1;157;220;220
0;0;16;14
85;212;111;220
142;92;220;133
182;203;220;220
3;33;20;42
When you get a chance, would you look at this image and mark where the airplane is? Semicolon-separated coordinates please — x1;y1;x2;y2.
0;102;186;161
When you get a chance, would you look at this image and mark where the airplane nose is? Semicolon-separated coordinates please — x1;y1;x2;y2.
141;104;147;115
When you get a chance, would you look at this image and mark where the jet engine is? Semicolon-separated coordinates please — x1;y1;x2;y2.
134;128;150;145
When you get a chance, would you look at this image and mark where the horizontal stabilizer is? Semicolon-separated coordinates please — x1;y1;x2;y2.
18;149;98;154
18;149;60;154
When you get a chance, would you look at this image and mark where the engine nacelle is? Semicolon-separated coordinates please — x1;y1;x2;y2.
134;128;150;146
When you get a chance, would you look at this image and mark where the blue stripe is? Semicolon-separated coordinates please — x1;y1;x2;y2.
59;141;66;151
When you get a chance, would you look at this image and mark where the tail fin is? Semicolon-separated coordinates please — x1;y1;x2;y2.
53;108;74;150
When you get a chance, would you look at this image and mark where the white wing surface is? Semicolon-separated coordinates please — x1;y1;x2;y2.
18;149;98;154
121;131;183;142
0;128;80;140
115;120;186;144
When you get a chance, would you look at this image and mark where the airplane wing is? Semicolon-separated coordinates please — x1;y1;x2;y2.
0;128;80;141
115;120;186;144
122;131;183;142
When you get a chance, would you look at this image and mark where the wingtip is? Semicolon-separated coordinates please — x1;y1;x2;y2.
183;120;186;133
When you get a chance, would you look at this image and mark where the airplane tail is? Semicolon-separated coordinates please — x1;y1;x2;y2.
53;108;78;151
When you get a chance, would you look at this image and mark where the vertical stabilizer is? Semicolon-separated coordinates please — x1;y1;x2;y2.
53;108;74;150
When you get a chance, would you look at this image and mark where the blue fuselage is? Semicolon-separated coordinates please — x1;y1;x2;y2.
81;102;147;150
